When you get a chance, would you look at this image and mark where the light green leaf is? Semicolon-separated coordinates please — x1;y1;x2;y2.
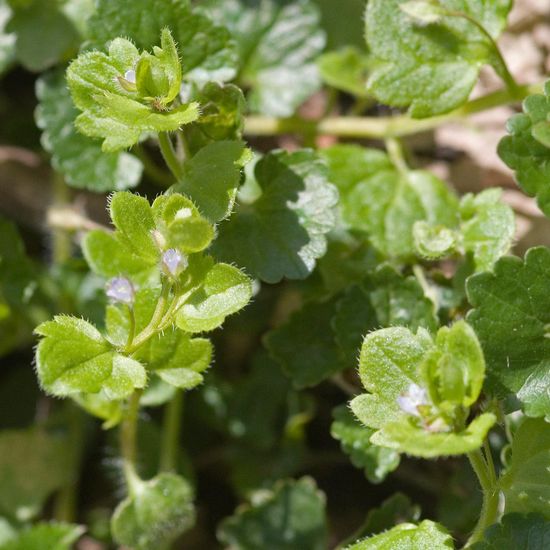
88;0;237;84
173;140;249;222
467;247;550;419
0;427;77;521
266;298;343;389
213;149;338;283
498;81;550;218
176;263;252;333
333;265;438;366
413;223;457;260
35;70;143;192
472;513;550;549
351;323;494;457
138;328;212;390
323;145;459;258
218;477;327;550
1;522;84;550
111;472;195;550
318;46;369;97
72;393;123;429
201;0;325;116
35;315;146;399
366;0;513;117
346;519;454;549
499;419;550;519
6;0;81;71
67;35;199;152
331;405;400;484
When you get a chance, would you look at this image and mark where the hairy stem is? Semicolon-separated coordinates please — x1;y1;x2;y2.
158;132;183;180
135;145;173;187
121;390;143;495
466;448;500;547
385;137;409;176
160;390;184;472
244;83;542;139
51;172;72;266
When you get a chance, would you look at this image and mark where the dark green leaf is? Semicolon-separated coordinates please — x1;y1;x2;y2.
218;477;327;550
213;149;338;283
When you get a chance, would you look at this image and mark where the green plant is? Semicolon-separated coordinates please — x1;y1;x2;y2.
0;0;549;548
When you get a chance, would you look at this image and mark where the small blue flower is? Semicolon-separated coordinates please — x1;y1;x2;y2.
161;248;188;277
397;383;429;417
106;277;135;305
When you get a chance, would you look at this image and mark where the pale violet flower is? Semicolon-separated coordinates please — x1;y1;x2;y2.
162;248;188;277
124;69;136;84
397;383;429;417
106;277;134;305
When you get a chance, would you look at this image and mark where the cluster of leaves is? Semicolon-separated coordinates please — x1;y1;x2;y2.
0;0;549;548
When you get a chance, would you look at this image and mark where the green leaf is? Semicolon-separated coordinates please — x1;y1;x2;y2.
201;0;325;116
138;329;212;390
333;265;438;366
498;81;550;218
0;2;15;76
350;323;495;458
467;247;550;419
346;519;454;549
213;149;338;283
499;419;550;519
0;427;77;521
88;0;237;85
472;513;550;549
176;263;252;333
111;472;195;550
35;70;143;192
414;188;515;271
217;477;327;550
331;405;400;484
72;393;123;429
173;140;249;222
318;46;369;97
6;0;81;71
35;315;147;399
266;298;343;389
183;82;246;154
66;35;199;152
365;0;512;117
323;145;459;258
1;522;84;550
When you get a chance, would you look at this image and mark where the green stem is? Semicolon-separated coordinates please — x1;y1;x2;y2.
135;145;173;187
244;82;542;139
466;448;500;547
158;132;183;180
120;390;143;495
51;172;72;265
385;137;409;176
125;279;171;353
160;390;184;472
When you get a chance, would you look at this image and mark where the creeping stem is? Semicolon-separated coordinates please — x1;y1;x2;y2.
244;83;542;139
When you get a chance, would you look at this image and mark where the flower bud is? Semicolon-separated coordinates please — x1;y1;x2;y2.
161;248;188;277
106;277;135;305
117;68;137;92
397;383;429;417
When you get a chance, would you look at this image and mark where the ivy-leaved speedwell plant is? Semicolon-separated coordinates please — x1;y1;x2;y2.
0;0;549;548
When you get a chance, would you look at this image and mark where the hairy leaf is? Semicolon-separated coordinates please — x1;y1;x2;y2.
201;0;325;116
318;46;369;97
213;149;338;282
498;81;550;218
36;70;143;192
365;0;512;117
88;0;237;84
346;519;454;549
467;247;550;419
473;513;550;549
218;477;327;550
499;419;550;519
35;316;147;399
331;405;400;484
111;473;195;550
